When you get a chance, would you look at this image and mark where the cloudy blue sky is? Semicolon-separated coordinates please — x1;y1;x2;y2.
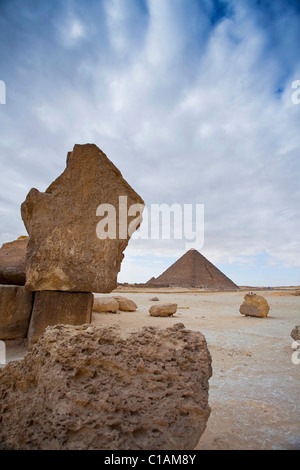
0;0;300;286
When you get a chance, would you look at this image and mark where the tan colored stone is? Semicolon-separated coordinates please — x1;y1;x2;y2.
149;303;177;317
0;285;33;340
0;238;28;285
21;144;144;293
113;296;137;311
92;296;119;313
0;323;212;450
291;325;300;341
239;294;270;318
27;291;93;345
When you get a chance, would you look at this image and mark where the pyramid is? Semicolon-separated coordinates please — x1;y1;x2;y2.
146;249;238;290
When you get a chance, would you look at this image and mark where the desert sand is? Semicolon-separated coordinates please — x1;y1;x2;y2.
4;287;300;450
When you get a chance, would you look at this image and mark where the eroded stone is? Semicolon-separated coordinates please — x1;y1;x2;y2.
113;296;137;311
291;325;300;341
21;144;144;293
149;303;177;317
239;294;270;318
92;296;119;313
0;323;212;450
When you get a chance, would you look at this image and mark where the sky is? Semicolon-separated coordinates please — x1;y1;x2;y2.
0;0;300;286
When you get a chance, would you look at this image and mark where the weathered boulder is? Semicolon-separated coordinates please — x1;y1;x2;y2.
21;144;144;293
0;323;212;450
0;238;28;285
0;285;33;340
291;325;300;341
149;303;177;317
150;297;159;301
92;296;119;313
113;296;137;312
239;294;270;318
27;291;93;345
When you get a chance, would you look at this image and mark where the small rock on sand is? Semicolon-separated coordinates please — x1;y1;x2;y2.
113;296;137;312
239;294;270;318
149;303;177;317
93;296;119;313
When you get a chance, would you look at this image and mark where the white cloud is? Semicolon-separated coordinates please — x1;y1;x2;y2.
56;13;86;47
0;0;299;285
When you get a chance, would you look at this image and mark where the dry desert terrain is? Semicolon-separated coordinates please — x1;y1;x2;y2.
4;287;300;450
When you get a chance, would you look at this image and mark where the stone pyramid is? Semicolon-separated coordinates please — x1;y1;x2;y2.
146;249;238;290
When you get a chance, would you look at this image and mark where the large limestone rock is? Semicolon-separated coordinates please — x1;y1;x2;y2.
113;296;137;312
0;285;33;340
0;238;28;285
149;303;177;317
0;323;212;450
92;296;119;313
27;291;93;344
239;294;270;318
21;144;144;293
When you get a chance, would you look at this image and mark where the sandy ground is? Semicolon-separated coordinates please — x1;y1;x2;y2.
3;288;300;450
93;288;300;450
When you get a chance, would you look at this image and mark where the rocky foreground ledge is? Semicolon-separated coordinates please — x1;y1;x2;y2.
0;323;212;450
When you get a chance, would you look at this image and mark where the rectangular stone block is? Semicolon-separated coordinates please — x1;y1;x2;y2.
27;291;93;344
0;285;33;340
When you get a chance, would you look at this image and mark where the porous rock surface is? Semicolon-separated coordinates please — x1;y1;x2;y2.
291;325;300;341
239;294;270;318
21;144;144;293
0;323;212;450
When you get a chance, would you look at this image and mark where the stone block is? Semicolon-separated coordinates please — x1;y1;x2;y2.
27;291;93;344
0;285;33;340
